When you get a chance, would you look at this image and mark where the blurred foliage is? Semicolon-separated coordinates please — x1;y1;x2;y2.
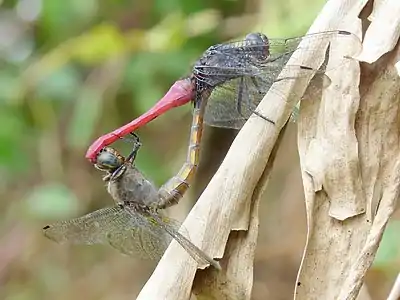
0;0;398;299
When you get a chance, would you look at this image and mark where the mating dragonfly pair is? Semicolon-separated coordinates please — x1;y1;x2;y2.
44;30;361;267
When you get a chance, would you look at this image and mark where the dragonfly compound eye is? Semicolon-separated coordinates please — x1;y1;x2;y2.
244;32;270;61
245;32;269;45
95;147;125;172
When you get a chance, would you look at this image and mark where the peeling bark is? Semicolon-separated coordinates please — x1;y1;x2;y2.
136;0;400;299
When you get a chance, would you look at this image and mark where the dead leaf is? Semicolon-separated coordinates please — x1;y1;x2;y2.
296;1;400;300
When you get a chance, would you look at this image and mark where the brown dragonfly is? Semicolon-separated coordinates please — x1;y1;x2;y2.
43;134;220;269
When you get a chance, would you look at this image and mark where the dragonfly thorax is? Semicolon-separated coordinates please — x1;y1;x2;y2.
192;32;270;90
107;165;160;208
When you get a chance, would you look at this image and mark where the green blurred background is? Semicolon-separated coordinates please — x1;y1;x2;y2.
0;0;399;299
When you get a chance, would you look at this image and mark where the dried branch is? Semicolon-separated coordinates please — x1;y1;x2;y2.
296;0;400;300
387;273;400;300
136;0;400;299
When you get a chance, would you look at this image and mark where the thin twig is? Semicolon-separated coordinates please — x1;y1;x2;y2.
387;273;400;300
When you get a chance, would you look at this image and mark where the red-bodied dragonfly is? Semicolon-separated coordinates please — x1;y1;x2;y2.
43;134;220;270
86;30;361;208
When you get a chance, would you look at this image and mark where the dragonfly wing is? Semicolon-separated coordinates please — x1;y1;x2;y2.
43;205;170;260
200;30;361;129
196;31;360;85
267;30;361;62
106;225;171;260
43;206;127;245
203;64;330;129
109;206;175;260
203;78;249;129
143;210;221;269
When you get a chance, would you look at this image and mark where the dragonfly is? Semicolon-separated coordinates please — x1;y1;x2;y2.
43;134;221;270
86;30;361;208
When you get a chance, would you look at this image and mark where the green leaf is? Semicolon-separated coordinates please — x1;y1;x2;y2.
0;72;20;103
36;64;81;101
41;0;98;41
72;24;126;65
0;109;28;172
25;183;80;219
67;88;103;148
41;0;78;39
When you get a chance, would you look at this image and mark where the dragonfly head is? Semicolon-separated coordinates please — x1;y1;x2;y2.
94;147;125;173
245;32;270;60
245;32;268;44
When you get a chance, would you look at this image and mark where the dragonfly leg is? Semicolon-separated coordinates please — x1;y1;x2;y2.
124;133;142;164
235;77;274;125
121;132;140;146
110;134;142;181
102;173;112;182
236;77;248;120
249;77;275;124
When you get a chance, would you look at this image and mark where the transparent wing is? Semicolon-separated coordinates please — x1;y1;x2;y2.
43;206;171;260
203;65;330;129
123;203;220;268
43;206;130;245
106;208;173;260
43;204;219;267
197;30;360;79
198;30;360;128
